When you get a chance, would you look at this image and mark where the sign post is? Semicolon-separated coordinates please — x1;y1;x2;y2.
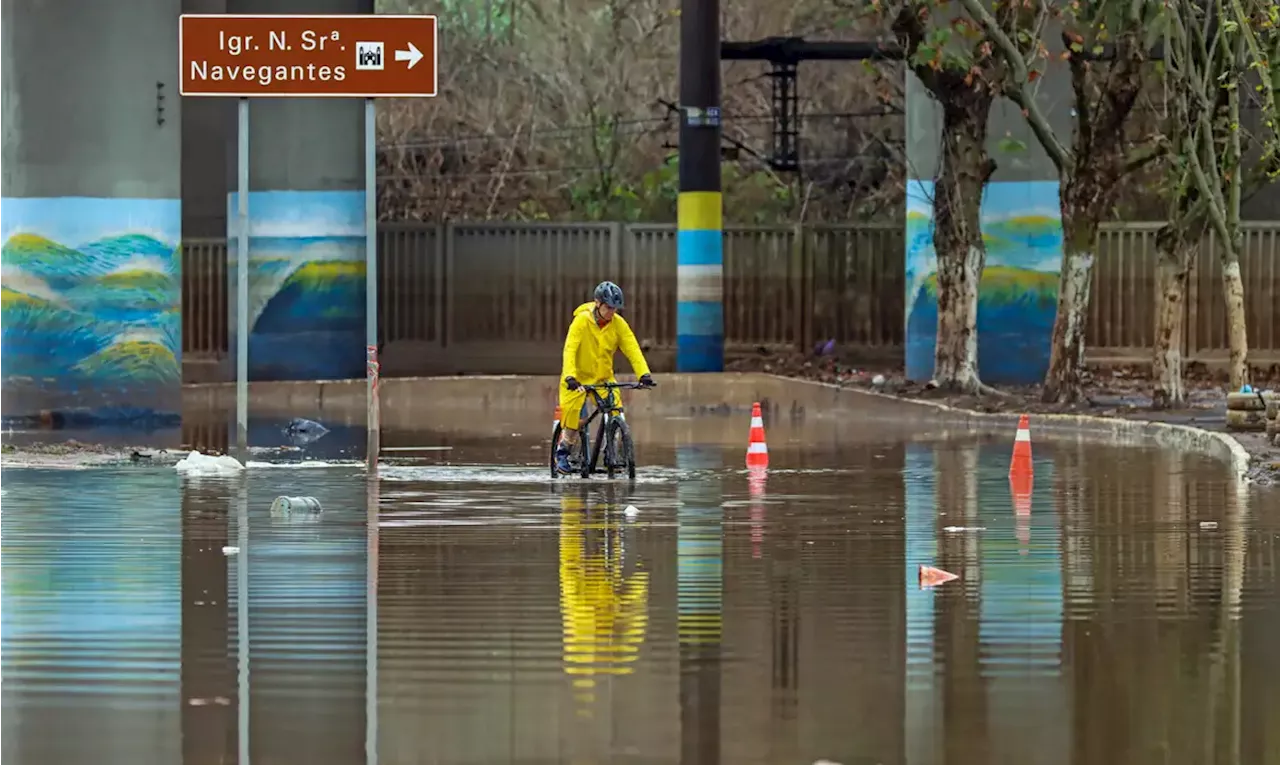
180;14;438;471
236;99;250;465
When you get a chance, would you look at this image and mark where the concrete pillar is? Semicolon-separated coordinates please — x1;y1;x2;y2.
1;0;183;425
903;61;1073;385
227;0;372;382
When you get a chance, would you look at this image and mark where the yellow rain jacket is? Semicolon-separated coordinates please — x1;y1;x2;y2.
559;301;650;430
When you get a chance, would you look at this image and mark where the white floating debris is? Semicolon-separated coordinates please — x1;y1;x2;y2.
174;450;244;475
624;504;639;519
221;546;240;555
943;526;987;532
1199;521;1219;530
270;496;323;515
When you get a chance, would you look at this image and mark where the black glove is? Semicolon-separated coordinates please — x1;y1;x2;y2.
565;376;580;391
639;374;656;387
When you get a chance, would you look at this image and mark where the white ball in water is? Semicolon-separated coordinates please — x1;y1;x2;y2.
624;504;639;518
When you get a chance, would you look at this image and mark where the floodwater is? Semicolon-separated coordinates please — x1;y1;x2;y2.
3;433;1280;765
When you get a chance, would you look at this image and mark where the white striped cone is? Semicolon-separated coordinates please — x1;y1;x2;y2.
1009;413;1033;477
746;402;769;468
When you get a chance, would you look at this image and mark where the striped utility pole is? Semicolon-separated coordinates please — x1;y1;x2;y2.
676;0;724;372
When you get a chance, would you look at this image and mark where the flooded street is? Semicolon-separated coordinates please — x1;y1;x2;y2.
4;433;1280;765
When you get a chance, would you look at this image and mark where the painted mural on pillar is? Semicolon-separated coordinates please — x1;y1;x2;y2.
904;180;1063;385
0;197;181;422
227;190;366;381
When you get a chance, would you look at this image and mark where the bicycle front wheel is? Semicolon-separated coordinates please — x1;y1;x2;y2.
606;417;636;480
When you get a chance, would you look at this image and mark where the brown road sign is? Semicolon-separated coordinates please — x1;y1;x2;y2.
180;14;437;98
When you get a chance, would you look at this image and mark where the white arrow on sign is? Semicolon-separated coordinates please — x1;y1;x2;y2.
395;42;424;70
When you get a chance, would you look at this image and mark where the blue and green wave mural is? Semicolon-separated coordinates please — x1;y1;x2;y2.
227;190;366;381
0;197;181;424
905;180;1063;385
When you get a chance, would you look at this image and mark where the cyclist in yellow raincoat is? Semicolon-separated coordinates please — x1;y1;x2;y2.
555;281;655;475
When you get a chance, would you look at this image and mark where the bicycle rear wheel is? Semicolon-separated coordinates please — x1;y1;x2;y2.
606;417;636;480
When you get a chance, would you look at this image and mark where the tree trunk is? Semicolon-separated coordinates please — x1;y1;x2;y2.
1221;254;1250;388
1151;225;1195;409
1040;30;1146;405
931;89;995;394
1042;211;1097;404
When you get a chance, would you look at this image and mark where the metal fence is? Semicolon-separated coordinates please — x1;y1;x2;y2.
182;221;1280;378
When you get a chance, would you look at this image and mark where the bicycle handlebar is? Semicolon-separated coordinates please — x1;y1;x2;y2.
580;381;653;391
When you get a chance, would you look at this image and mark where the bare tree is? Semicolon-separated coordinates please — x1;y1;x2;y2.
960;0;1162;404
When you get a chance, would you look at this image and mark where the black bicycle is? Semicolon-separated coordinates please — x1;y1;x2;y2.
550;381;651;480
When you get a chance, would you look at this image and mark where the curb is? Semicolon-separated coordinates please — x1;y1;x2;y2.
768;375;1254;482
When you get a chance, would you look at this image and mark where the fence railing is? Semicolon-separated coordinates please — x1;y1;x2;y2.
182;221;1280;378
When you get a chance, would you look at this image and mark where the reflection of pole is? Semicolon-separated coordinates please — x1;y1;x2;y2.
182;483;234;765
235;99;251;463
366;476;379;765
364;98;380;473
236;477;250;765
676;446;722;765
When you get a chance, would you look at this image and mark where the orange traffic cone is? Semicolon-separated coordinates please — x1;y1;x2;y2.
1009;414;1033;478
748;465;767;559
919;565;959;588
746;402;769;468
553;404;562;428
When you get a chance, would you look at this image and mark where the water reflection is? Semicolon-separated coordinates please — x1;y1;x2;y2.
242;471;367;765
2;433;1278;765
1;468;182;764
676;446;724;765
558;486;651;710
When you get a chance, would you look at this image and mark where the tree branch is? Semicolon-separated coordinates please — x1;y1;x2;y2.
952;0;1071;173
1124;136;1169;173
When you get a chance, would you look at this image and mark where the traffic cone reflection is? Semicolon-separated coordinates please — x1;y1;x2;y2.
1011;470;1033;553
919;565;959;588
1009;414;1033;478
748;466;767;558
746;402;769;468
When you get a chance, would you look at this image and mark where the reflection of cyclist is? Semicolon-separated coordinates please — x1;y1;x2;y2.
556;281;655;475
558;489;649;710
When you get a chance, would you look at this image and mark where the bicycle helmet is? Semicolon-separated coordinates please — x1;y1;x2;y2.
593;280;625;309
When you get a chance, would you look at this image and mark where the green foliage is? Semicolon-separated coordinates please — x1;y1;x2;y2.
555;155;800;224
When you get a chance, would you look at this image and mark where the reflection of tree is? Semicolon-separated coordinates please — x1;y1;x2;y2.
933;441;989;765
558;488;650;712
1064;447;1248;764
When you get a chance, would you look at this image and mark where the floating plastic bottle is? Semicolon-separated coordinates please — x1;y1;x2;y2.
270;496;323;515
